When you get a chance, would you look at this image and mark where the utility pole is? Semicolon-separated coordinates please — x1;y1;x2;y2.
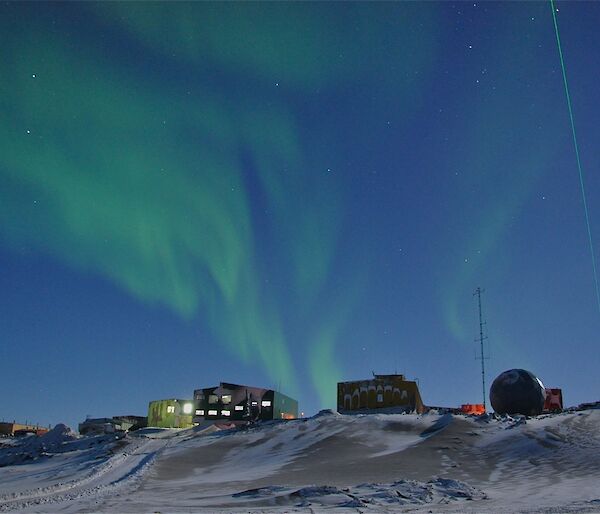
474;287;488;410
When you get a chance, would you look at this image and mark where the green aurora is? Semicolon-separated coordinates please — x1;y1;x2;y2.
438;9;567;352
2;1;599;423
0;3;437;405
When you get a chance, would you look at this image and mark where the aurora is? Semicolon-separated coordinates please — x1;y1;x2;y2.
1;1;599;428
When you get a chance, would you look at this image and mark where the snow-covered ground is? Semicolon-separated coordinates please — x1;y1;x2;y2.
1;409;599;513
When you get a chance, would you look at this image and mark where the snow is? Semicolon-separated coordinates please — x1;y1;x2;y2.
0;409;599;513
223;478;487;509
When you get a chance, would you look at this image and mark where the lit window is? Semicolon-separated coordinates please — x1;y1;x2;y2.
221;395;232;404
182;403;193;414
208;395;219;404
251;401;258;406
166;405;175;413
234;405;244;411
221;410;231;416
195;409;204;416
261;400;272;407
377;394;383;403
208;410;218;416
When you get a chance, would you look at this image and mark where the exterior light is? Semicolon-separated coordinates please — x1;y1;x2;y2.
182;403;193;414
261;400;272;407
195;409;204;416
234;405;244;411
208;410;218;416
221;410;231;416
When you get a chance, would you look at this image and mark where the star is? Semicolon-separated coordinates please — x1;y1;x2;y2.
32;74;36;78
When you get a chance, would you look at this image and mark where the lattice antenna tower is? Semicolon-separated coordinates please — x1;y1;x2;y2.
474;287;489;409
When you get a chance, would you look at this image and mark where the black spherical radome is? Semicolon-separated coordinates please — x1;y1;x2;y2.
489;369;545;416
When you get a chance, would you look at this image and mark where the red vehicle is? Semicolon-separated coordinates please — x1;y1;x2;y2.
544;388;563;412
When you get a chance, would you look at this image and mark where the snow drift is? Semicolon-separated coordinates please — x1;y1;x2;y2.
0;409;599;513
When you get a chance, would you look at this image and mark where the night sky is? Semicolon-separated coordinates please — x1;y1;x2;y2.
2;2;599;430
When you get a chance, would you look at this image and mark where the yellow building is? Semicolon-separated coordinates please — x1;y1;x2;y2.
337;374;425;414
0;422;49;436
147;399;194;429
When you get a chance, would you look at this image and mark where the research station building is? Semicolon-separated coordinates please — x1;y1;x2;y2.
337;374;425;414
192;382;298;424
148;399;194;429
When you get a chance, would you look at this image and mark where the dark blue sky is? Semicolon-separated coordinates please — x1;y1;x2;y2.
1;1;599;430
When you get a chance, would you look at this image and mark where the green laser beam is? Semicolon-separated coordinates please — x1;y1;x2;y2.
550;0;600;314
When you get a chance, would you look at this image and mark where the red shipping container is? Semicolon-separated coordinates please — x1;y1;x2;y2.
544;388;563;412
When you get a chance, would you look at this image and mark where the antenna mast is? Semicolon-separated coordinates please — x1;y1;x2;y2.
474;287;488;410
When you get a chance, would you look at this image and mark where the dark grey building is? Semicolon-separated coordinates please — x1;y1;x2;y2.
78;415;147;435
192;382;297;424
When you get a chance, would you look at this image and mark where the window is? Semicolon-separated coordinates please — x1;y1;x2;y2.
166;405;175;413
182;403;193;414
208;410;218;416
221;395;232;404
195;393;205;401
251;401;258;406
221;410;231;416
377;394;383;403
208;395;219;404
261;400;272;407
195;409;204;416
234;405;244;411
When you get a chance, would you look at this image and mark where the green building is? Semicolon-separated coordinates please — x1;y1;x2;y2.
148;399;194;428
